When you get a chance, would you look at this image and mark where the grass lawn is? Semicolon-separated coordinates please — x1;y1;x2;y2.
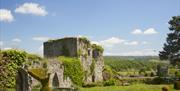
3;84;180;91
80;84;180;91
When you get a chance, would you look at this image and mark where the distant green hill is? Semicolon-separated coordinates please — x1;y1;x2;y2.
104;56;159;61
103;56;168;72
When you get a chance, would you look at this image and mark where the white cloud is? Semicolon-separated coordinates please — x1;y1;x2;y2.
93;37;142;49
15;3;48;16
32;36;50;41
0;9;14;22
131;29;143;35
100;37;125;45
124;41;139;45
131;28;158;35
144;28;158;34
12;38;22;42
100;37;126;48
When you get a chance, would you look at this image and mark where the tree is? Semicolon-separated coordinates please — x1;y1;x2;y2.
159;16;180;66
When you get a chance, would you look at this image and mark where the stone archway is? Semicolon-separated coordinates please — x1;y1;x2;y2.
52;73;59;87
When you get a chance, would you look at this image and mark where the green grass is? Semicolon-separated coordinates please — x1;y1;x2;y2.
3;84;180;91
80;84;180;91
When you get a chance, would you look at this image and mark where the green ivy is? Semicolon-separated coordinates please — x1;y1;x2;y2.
79;37;90;45
91;44;104;53
90;59;95;75
58;56;84;86
0;49;43;88
0;49;27;88
77;49;82;57
26;53;42;65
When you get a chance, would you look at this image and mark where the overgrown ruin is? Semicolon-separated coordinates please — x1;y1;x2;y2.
15;37;104;91
44;37;104;84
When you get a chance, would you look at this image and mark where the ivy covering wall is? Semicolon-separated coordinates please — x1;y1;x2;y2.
91;44;104;53
0;50;27;88
58;56;84;86
0;49;42;88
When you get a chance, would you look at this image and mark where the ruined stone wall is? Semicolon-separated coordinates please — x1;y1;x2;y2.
47;58;72;88
44;37;78;58
77;38;93;83
93;50;104;82
43;37;104;83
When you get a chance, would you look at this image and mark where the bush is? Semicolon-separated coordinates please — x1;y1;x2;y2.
0;50;27;88
103;79;115;86
119;77;154;84
91;44;104;53
162;86;169;91
150;77;174;84
174;81;180;90
102;65;113;81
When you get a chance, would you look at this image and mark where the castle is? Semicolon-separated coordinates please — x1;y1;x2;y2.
43;37;104;85
15;37;104;91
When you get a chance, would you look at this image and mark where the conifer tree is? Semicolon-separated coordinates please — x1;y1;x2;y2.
159;16;180;66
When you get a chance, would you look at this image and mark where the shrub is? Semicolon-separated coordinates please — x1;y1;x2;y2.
91;44;104;53
119;77;154;84
150;77;174;84
102;65;113;81
162;86;169;91
0;49;27;88
103;79;116;86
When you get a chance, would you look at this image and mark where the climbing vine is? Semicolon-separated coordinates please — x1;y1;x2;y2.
90;58;95;75
58;56;84;86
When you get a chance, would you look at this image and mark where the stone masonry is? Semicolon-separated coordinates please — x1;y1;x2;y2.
44;37;104;83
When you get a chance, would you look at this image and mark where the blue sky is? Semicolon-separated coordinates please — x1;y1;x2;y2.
0;0;180;56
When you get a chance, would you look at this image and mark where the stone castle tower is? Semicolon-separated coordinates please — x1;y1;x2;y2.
43;37;104;83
